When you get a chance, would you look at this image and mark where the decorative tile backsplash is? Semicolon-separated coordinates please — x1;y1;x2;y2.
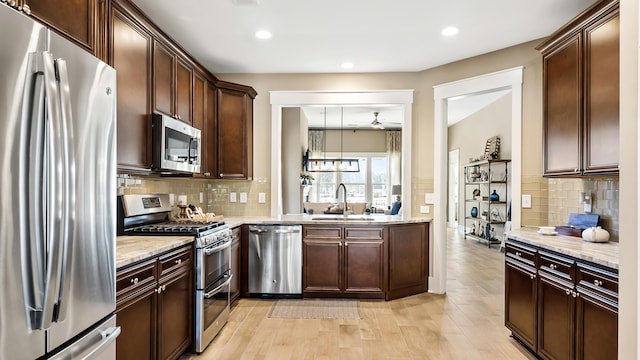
117;174;271;217
506;175;618;242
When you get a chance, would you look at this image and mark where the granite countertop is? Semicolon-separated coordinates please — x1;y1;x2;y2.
222;214;432;228
506;227;619;270
116;235;194;269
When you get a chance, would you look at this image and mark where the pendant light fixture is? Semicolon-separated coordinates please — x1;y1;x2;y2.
306;107;360;172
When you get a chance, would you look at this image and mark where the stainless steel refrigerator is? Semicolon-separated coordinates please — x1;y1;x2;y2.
0;4;119;359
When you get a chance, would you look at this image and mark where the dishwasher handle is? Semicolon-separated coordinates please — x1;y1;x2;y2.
249;228;300;234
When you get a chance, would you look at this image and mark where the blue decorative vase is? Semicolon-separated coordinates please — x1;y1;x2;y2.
470;206;478;218
490;189;500;202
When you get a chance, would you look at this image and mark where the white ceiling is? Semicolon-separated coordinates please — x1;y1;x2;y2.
131;0;596;74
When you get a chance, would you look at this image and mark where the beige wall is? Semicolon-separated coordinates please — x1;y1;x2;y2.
218;39;545;217
282;108;306;213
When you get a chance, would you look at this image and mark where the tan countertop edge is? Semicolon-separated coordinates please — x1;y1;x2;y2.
507;227;619;270
223;215;432;229
116;235;194;269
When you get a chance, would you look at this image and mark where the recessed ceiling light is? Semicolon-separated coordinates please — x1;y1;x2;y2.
441;26;459;36
255;30;272;39
341;62;354;69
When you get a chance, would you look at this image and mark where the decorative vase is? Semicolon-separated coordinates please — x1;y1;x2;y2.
470;206;478;218
490;189;500;201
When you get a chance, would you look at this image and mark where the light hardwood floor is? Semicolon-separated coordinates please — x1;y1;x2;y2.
182;229;536;360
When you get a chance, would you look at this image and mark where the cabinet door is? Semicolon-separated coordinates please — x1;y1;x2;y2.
388;223;428;300
153;40;174;117
343;239;385;296
575;290;618;360
111;5;152;171
537;274;575;360
192;72;206;133
157;270;192;360
203;83;217;177
24;0;96;53
505;260;537;350
583;11;620;174
303;238;342;293
175;58;192;124
217;87;252;179
543;34;582;176
115;285;157;360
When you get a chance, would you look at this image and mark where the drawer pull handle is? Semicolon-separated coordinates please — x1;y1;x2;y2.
130;277;139;285
593;279;603;287
515;252;522;257
549;264;557;270
175;259;182;265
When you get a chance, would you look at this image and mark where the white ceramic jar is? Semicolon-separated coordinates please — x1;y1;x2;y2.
581;226;610;243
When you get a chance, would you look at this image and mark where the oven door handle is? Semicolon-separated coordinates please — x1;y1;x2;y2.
203;240;232;256
204;274;233;299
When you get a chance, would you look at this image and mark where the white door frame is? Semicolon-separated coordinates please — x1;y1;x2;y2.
269;90;414;216
448;149;459;229
432;67;523;294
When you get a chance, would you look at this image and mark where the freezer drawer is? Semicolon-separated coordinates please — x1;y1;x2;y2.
248;225;302;296
48;315;120;360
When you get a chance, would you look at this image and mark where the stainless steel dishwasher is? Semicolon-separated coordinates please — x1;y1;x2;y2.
248;225;302;297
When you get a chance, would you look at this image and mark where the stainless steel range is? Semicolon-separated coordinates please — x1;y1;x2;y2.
117;194;232;353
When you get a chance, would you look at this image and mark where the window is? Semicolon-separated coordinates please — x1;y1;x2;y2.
308;154;390;208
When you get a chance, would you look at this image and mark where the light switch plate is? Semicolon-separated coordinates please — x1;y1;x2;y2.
169;193;175;206
425;193;435;204
199;192;204;203
420;205;430;214
258;192;266;203
239;192;247;203
230;192;237;202
522;194;532;208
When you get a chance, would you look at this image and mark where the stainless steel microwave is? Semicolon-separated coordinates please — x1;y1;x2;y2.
152;113;201;173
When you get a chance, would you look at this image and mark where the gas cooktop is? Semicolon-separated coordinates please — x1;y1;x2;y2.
126;221;226;236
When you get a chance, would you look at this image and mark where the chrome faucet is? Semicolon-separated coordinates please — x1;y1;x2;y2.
336;183;350;216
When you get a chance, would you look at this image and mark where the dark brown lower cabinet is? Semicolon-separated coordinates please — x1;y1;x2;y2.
505;239;618;360
116;285;157;360
505;259;537;351
303;225;385;299
538;274;575;360
116;245;193;360
387;223;429;300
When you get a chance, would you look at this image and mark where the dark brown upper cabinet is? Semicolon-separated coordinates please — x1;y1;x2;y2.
538;0;619;177
10;0;99;55
109;1;153;171
202;82;218;178
216;82;256;180
153;40;193;124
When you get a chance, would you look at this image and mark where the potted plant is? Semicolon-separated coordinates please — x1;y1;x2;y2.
300;172;314;185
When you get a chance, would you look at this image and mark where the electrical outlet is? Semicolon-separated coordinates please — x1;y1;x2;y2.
169;193;175;206
258;192;266;203
239;192;247;203
230;192;237;202
199;192;204;203
522;194;532;208
424;193;435;204
420;205;430;214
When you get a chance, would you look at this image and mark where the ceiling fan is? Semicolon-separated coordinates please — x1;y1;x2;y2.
371;112;385;129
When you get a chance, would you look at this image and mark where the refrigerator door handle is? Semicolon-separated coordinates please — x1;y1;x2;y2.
80;326;121;360
40;51;66;330
52;58;76;323
24;52;48;330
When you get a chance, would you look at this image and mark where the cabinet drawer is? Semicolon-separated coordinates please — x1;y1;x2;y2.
116;259;157;301
303;226;342;239
159;246;192;279
538;250;574;282
576;262;618;301
344;227;384;240
505;241;536;267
